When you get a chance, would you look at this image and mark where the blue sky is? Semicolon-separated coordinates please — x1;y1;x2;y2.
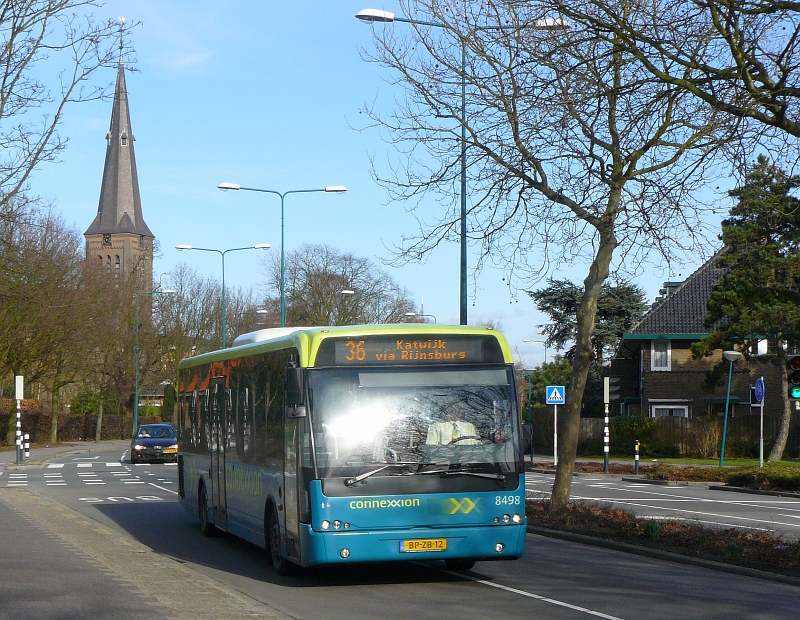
29;0;723;370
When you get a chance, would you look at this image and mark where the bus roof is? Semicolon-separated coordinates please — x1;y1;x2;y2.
178;324;514;369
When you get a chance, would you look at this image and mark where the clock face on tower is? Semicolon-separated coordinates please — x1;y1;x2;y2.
103;234;112;246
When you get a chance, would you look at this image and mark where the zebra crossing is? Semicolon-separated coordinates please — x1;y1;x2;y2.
0;461;176;488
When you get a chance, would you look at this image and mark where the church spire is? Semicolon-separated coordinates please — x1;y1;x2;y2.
84;44;153;239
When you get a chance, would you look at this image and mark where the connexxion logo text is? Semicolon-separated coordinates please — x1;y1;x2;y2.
349;498;421;509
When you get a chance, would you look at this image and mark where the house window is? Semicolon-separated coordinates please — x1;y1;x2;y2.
651;405;689;418
651;340;671;371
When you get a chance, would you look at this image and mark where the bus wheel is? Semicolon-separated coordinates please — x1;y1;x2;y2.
266;508;292;576
198;485;217;537
445;558;476;571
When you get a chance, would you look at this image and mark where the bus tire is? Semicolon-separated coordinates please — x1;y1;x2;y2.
445;558;476;571
198;484;217;537
266;507;292;576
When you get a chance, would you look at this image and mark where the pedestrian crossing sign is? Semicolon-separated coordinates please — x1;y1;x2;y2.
545;385;565;405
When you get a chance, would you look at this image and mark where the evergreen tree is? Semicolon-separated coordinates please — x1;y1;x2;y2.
527;279;648;367
693;155;800;461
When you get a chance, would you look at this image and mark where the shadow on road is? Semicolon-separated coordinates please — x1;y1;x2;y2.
93;501;475;588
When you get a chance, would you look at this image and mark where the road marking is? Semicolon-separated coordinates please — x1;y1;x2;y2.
105;463;122;467
77;463;93;468
148;483;179;495
438;567;626;619
571;496;800;531
46;483;67;486
47;464;64;469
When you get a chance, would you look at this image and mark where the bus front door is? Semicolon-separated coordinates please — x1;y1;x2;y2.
283;417;300;560
210;378;228;531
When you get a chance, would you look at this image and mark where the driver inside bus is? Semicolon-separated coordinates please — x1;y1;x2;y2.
426;404;480;445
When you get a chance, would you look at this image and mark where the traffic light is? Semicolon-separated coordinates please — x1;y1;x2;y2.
788;356;800;399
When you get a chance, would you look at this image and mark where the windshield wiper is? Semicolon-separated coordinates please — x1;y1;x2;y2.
416;464;507;480
343;462;437;487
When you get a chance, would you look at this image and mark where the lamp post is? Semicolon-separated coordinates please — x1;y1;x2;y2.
523;368;535;422
404;311;437;324
176;244;270;348
134;288;175;435
342;289;382;323
719;350;743;467
523;338;548;364
356;9;567;326
217;183;347;327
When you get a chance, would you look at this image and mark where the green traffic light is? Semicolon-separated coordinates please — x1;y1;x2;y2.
791;386;800;399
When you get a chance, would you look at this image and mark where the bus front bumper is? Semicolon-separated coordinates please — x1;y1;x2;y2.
299;522;526;566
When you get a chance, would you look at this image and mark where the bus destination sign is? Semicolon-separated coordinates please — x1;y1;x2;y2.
333;337;485;365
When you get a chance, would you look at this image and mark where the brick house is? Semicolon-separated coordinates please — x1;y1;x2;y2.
610;252;786;419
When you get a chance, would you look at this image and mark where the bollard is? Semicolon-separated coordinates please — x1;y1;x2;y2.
15;405;22;466
603;403;610;474
24;433;30;461
635;440;640;475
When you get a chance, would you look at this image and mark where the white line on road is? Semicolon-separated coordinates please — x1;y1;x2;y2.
571;496;800;531
148;482;179;495
438;567;626;620
46;464;64;469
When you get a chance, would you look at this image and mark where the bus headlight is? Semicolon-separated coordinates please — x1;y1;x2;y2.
512;514;522;524
333;520;342;530
321;520;331;530
495;543;505;553
340;548;350;558
502;514;511;523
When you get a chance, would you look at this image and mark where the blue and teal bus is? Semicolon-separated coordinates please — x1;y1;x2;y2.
178;324;526;574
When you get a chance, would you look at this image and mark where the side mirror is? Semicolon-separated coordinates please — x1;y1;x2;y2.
286;367;304;406
289;405;307;418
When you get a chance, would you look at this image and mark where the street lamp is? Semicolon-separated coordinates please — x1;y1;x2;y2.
217;182;347;327
719;350;743;467
176;243;270;348
134;288;175;435
523;338;548;364
356;9;567;326
404;311;437;324
342;289;382;323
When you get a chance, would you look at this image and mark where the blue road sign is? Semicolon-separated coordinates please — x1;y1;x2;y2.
545;385;565;405
754;376;764;403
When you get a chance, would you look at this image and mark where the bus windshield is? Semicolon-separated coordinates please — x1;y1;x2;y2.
307;366;520;480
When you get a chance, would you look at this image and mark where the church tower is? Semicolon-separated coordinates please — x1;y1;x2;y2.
84;52;154;284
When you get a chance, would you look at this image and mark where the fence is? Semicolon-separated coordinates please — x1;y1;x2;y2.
528;405;800;459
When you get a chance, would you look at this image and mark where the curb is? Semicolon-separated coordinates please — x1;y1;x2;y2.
620;477;711;487
526;525;800;587
528;468;620;479
708;485;800;500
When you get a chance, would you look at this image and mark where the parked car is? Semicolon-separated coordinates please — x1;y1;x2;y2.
130;423;178;464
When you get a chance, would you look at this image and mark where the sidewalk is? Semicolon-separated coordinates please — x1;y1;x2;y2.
0;439;130;471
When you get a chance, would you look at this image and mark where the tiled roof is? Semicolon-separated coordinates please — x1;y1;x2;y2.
627;250;728;336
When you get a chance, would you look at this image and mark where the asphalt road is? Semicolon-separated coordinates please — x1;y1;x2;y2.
1;443;799;620
525;471;800;539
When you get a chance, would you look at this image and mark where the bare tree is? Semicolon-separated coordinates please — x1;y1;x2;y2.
551;1;800;145
260;244;417;326
1;2;136;212
360;0;733;509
